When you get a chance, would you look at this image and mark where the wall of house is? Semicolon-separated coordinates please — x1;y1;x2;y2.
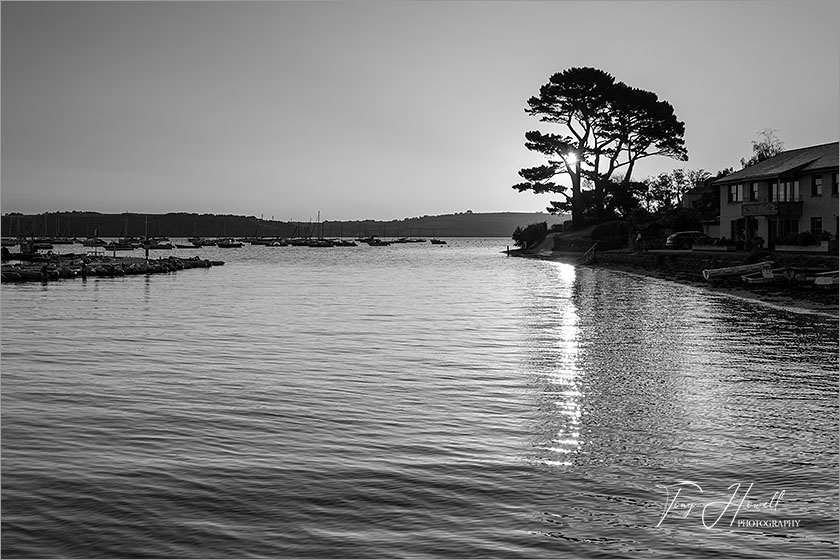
720;173;838;244
800;171;839;238
719;183;745;240
751;179;771;242
702;221;721;238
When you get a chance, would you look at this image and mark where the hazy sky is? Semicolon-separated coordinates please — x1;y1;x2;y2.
3;1;838;221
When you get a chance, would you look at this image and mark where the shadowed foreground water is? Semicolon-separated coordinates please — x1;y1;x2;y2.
2;239;837;558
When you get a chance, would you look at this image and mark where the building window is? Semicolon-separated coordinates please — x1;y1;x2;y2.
811;217;822;236
833;173;838;196
750;182;759;201
774;180;800;202
812;176;823;197
728;184;743;203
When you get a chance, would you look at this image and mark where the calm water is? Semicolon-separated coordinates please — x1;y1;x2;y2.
2;239;837;558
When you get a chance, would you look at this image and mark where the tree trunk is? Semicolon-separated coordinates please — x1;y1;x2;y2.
571;169;584;229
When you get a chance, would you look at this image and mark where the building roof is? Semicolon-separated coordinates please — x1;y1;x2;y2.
713;142;839;184
683;186;706;195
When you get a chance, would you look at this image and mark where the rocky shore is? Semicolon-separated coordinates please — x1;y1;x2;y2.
516;247;839;317
1;254;223;283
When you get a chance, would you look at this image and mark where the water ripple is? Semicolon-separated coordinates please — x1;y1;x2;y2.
2;240;837;558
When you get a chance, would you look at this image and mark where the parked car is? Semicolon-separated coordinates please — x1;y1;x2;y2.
665;231;707;249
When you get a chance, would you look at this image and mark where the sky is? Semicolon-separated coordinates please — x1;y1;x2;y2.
2;1;838;222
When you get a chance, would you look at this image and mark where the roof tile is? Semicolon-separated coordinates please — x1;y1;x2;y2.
714;142;839;184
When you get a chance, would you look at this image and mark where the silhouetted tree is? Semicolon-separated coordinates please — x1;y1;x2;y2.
513;67;687;229
740;128;784;168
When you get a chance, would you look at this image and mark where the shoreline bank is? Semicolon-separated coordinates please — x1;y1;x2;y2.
515;248;839;317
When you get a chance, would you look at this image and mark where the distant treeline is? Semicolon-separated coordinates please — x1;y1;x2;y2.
1;211;568;239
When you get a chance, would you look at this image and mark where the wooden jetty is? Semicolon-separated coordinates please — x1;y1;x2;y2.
1;254;223;283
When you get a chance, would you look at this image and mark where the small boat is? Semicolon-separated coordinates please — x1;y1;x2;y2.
813;270;839;287
104;241;135;251
741;271;774;285
82;237;108;247
266;239;288;247
38;237;75;245
430;238;447;245
175;243;197;249
216;238;243;248
788;268;834;284
145;240;174;250
118;237;143;248
702;261;773;281
306;238;334;248
758;267;797;281
19;239;53;251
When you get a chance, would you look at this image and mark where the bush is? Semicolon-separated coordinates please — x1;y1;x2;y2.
820;230;832;242
511;222;548;248
590;220;628;241
796;231;816;246
783;232;799;245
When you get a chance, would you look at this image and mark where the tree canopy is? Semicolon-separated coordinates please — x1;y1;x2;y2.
740;128;784;168
513;67;688;228
642;168;712;212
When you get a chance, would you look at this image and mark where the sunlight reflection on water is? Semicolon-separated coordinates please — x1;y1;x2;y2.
2;240;837;558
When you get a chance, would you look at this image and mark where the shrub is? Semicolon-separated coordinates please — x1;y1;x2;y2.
783;232;799;245
819;230;832;242
796;231;816;246
511;221;548;248
590;220;628;241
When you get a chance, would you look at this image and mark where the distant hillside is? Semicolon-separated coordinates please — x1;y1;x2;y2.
1;211;569;239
